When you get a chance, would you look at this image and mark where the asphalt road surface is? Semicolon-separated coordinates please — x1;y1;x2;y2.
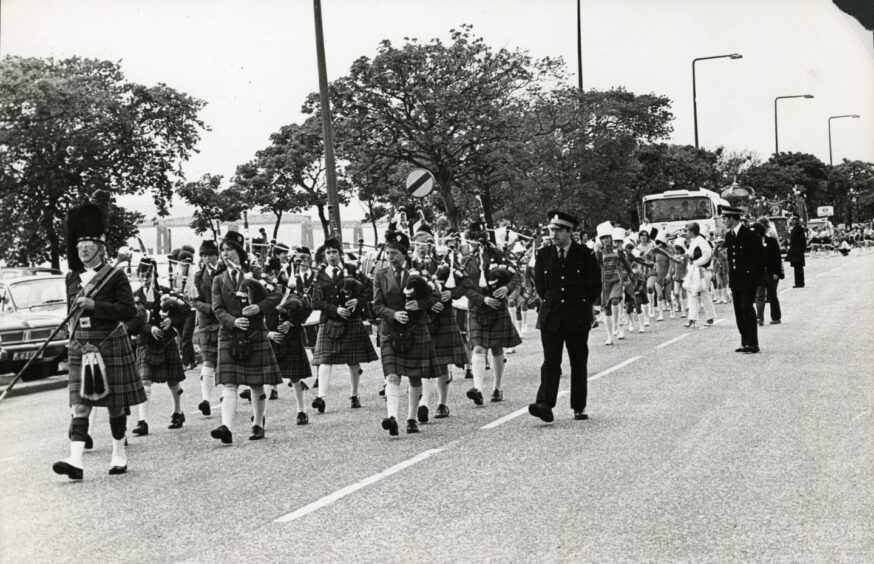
1;253;872;563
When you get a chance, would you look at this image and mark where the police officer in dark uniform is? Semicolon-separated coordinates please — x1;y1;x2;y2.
723;206;765;353
528;211;602;422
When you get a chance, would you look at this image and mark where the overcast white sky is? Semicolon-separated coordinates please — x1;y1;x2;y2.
3;0;873;220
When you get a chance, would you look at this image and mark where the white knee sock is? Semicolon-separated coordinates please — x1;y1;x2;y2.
111;438;127;467
471;353;486;391
437;373;450;405
317;364;332;399
138;385;151;422
408;384;421;420
419;378;435;408
348;364;361;396
169;383;183;414
251;386;265;427
385;380;400;419
88;409;98;431
221;386;237;430
292;381;306;413
200;366;214;401
491;352;505;392
67;441;86;469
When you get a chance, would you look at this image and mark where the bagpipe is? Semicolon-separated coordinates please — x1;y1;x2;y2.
142;291;185;366
270;292;313;361
388;273;432;353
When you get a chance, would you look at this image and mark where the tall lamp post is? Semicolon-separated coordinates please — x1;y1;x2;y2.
692;53;742;148
576;0;583;92
828;114;860;165
774;94;813;154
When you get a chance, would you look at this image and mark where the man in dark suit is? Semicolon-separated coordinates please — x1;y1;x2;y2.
723;206;765;353
754;220;783;325
528;211;602;422
786;215;807;288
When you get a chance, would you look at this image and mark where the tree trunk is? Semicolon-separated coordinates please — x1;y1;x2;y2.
436;171;460;229
316;204;331;239
273;211;283;240
479;184;497;244
48;223;61;270
367;200;380;244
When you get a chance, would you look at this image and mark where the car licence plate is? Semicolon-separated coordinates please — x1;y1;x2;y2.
13;351;39;361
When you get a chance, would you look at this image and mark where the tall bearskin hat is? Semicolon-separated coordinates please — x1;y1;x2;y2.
65;190;111;272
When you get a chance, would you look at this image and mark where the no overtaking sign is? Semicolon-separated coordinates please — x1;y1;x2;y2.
406;169;435;198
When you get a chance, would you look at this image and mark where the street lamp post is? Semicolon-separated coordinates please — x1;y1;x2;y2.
774;94;814;155
692;53;742;149
828;114;861;166
576;0;583;92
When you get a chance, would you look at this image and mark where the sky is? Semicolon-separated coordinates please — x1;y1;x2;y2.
2;0;873;221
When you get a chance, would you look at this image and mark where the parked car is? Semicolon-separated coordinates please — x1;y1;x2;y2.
0;275;69;380
0;267;62;281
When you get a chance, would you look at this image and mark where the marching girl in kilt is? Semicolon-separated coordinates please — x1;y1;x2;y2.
130;257;187;437
460;222;522;406
210;231;282;444
373;232;442;435
595;223;636;345
310;237;378;413
53;192;146;480
266;291;314;425
190;240;224;416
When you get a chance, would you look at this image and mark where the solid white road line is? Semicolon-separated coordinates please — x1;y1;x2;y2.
654;333;690;349
480;406;529;430
0;456;18;463
714;318;727;325
588;356;641;382
274;447;445;523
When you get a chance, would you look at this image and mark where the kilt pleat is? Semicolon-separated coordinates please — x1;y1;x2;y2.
272;329;313;383
312;320;378;366
430;308;469;367
135;339;186;384
216;327;282;387
194;327;218;366
68;325;146;409
380;325;443;379
467;306;522;349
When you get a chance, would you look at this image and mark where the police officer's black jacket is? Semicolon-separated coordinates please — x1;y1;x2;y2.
726;224;765;290
534;242;601;333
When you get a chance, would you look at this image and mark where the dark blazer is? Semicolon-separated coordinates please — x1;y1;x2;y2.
534;242;601;333
786;224;807;266
726;224;765;289
65;266;137;333
192;266;220;330
371;266;439;338
763;236;784;279
211;270;281;332
311;264;373;324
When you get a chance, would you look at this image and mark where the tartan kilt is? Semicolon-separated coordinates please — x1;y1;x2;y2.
216;327;282;387
135;339;186;384
68;324;146;409
194;327;218;366
272;329;313;383
380;325;443;379
467;306;522;349
312;319;378;366
430;309;469;367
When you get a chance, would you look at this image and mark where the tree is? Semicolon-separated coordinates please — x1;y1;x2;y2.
740;152;830;209
177;174;244;240
0;56;207;268
825;160;874;224
309;24;566;229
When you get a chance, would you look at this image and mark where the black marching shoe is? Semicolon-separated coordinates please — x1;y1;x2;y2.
132;420;149;436
210;425;233;444
312;397;326;413
406;419;420;434
84;434;94;450
52;461;83;481
574;411;589;420
435;404;450;419
491;389;504;403
269;389;279;400
240;388;252;401
168;412;185;429
528;403;554;423
466;388;484;406
108;463;127;475
770;320;781;325
296;412;309;426
350;395;362;409
198;400;211;416
381;416;399;436
744;346;761;354
249;425;265;441
417;404;429;423
735;346;749;353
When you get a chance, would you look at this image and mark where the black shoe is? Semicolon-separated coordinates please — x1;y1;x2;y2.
435;404;450;418
52;461;83;480
757;320;764;326
574;411;589;420
269;389;279;401
465;368;473;379
210;424;233;444
770;320;781;325
108;464;127;475
249;425;265;440
491;389;504;403
312;397;326;413
350;395;362;409
744;346;761;354
132;420;149;436
168;412;185;429
198;400;211;416
406;419;420;434
705;319;714;327
381;416;399;436
240;388;252;401
735;347;749;353
84;434;94;450
466;388;484;406
296;412;309;426
417;404;429;423
528;403;554;423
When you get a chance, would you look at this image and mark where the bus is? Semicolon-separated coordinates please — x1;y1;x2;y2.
640;188;730;237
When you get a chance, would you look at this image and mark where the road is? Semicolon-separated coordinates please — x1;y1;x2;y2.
1;253;872;563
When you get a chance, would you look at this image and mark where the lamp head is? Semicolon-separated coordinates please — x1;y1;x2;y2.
803;94;814;99
729;53;743;59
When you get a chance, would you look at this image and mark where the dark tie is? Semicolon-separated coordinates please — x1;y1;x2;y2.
395;268;404;287
559;248;565;262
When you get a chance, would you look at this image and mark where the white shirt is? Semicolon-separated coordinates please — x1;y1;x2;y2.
79;266;98;287
686;235;712;268
731;223;742;236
